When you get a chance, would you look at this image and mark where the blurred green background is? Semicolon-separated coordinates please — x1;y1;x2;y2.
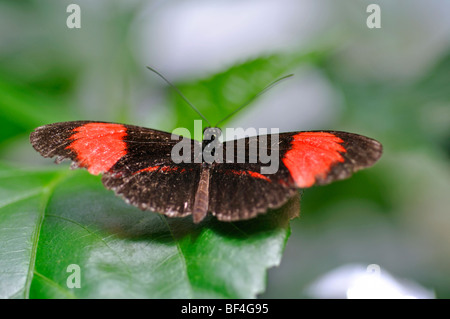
0;0;449;298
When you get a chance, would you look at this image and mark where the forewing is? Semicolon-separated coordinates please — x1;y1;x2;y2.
279;131;383;187
30;121;183;174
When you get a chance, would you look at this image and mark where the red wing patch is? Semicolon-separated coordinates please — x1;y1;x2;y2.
282;132;346;188
66;123;127;175
133;165;192;175
223;169;271;182
134;165;160;175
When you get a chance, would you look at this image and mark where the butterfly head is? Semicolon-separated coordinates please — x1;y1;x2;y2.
202;127;222;142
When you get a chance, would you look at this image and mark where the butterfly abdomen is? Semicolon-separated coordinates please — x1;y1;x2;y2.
192;165;210;223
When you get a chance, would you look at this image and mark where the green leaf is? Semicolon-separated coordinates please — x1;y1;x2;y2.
0;163;297;299
170;52;325;137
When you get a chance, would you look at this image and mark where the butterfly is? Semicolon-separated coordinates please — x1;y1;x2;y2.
30;121;382;223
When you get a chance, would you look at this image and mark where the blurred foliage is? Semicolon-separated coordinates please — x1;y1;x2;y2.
171;52;325;136
0;0;449;298
0;164;294;298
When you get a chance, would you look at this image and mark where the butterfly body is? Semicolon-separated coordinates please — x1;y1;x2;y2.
30;121;382;223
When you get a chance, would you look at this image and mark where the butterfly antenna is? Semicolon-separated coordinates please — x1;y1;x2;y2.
215;74;294;127
146;66;212;126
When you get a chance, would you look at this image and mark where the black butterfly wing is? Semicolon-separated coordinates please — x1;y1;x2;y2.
102;163;201;217
208;131;382;221
208;162;297;221
30;121;202;217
